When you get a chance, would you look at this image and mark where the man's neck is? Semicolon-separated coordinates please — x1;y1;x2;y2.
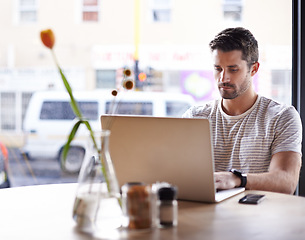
221;91;258;116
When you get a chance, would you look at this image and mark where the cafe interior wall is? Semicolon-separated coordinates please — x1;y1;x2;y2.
0;0;292;146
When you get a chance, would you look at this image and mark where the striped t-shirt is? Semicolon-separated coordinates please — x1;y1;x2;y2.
182;95;302;173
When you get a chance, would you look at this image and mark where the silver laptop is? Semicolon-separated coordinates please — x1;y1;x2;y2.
101;115;244;203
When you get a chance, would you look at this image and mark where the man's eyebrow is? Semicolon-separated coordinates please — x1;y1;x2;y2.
213;64;239;68
227;65;239;68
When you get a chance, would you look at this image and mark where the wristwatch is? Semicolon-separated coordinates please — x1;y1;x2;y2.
230;169;247;188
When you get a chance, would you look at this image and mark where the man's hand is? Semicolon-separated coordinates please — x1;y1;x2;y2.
214;171;241;190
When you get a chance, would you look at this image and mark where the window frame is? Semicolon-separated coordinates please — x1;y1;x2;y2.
292;0;305;196
222;0;243;22
17;0;38;24
149;0;173;23
80;0;101;22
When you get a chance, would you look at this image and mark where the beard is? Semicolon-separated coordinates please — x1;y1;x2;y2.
218;75;251;99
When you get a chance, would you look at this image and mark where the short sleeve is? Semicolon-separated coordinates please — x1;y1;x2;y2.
272;106;302;156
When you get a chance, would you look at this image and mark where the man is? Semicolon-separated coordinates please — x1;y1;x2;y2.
183;27;302;194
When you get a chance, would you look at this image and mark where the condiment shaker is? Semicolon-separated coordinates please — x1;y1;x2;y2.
157;186;178;227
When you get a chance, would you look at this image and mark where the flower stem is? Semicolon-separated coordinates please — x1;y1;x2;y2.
51;50;103;185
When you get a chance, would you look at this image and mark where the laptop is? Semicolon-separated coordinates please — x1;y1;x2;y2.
100;115;244;203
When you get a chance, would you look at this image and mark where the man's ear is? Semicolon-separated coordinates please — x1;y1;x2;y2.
250;62;260;76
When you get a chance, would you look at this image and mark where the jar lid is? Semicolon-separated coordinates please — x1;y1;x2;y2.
121;182;146;193
158;186;177;200
123;182;145;187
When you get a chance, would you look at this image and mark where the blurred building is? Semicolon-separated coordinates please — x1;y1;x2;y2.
0;0;292;145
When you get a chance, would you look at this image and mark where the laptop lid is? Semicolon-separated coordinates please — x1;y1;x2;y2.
101;115;243;203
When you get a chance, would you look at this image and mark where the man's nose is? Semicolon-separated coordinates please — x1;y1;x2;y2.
219;70;229;83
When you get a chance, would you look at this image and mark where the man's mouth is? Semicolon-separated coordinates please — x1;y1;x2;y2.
219;83;234;89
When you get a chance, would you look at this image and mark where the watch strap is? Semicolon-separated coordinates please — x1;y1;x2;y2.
230;169;247;188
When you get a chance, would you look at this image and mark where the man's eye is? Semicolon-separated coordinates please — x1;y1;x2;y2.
214;67;222;72
230;68;238;72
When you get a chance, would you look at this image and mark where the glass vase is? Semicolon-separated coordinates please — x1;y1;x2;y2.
72;130;123;235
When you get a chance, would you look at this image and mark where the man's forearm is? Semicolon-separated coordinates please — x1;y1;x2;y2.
215;152;302;194
246;170;299;194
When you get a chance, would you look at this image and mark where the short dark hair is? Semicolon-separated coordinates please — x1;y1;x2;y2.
209;27;259;68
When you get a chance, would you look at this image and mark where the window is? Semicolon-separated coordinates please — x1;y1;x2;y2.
271;70;292;105
96;70;116;89
1;93;16;130
0;92;31;131
105;101;153;115
40;101;98;120
82;0;100;22
21;92;33;129
1;0;294;187
223;0;242;22
150;0;172;23
166;101;191;117
18;0;37;23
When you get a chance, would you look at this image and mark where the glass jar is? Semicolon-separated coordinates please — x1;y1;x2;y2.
72;130;122;234
121;182;155;230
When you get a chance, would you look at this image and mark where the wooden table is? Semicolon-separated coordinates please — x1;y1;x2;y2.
0;183;304;240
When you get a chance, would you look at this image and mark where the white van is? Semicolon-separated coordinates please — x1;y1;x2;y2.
22;90;194;173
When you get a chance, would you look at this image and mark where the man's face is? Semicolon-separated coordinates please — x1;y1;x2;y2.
212;49;253;100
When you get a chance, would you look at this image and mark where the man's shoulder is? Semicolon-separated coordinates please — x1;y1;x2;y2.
258;96;299;119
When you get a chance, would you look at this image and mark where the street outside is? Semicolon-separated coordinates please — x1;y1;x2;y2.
6;148;78;188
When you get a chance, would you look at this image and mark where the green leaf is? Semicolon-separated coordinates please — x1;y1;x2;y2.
58;67;83;118
82;120;99;151
83;120;93;131
51;49;82;119
61;120;83;168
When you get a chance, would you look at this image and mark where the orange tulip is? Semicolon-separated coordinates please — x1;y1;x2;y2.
40;29;55;49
